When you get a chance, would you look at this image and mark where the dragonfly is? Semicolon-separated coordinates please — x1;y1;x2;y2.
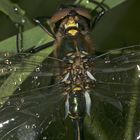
0;1;140;140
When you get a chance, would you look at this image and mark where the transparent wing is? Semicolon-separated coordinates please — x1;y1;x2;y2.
0;84;67;140
0;52;66;96
0;45;140;140
0;52;67;140
87;45;140;140
0;52;63;77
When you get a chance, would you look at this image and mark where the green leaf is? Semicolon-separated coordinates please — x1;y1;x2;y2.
0;46;53;104
0;0;33;28
0;26;54;103
0;26;53;52
74;0;126;10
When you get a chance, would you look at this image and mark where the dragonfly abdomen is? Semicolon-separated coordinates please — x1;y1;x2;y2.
65;87;91;140
67;90;86;119
62;51;96;119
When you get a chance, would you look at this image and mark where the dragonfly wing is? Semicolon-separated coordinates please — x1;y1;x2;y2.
0;83;66;140
92;45;140;103
0;52;63;78
0;52;67;139
87;45;140;139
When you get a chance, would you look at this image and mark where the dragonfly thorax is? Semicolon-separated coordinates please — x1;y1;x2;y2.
62;51;95;87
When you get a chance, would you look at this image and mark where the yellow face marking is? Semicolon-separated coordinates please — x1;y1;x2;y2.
73;87;81;91
68;29;78;36
66;17;76;27
65;17;78;36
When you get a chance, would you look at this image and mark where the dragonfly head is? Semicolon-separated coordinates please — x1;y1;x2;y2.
50;7;92;36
